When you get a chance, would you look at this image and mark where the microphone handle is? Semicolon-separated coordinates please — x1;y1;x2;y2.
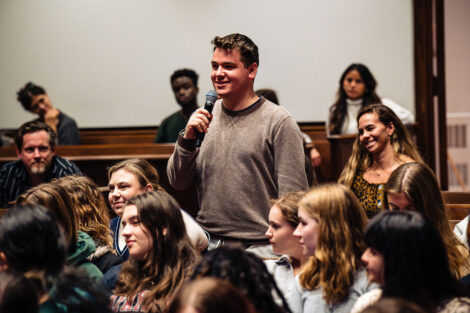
195;103;214;147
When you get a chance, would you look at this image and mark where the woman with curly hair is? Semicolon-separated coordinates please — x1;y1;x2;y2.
17;183;103;281
328;63;413;135
354;211;470;313
384;162;470;278
54;175;122;275
111;191;199;313
289;183;377;313
338;103;422;218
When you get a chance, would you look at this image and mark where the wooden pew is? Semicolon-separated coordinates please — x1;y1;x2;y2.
0;144;200;217
444;191;470;221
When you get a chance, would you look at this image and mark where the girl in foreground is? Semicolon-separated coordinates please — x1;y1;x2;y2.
107;158;207;260
288;183;376;313
355;210;470;313
111;191;199;313
0;204;111;313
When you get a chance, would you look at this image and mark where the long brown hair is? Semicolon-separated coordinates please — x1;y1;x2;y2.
54;175;113;248
298;184;367;304
339;103;423;187
17;183;78;254
114;191;199;313
329;64;381;134
384;162;470;278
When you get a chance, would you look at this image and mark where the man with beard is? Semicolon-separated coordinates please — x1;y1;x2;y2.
0;121;81;207
154;69;200;143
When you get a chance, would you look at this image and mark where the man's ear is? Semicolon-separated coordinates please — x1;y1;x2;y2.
16;148;21;158
248;63;258;79
0;252;9;272
145;184;154;192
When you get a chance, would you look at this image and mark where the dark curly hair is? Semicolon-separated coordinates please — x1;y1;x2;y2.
16;82;46;111
190;245;291;313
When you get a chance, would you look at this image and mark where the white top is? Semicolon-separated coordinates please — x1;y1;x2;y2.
350;288;382;313
454;216;469;247
286;268;378;313
264;255;296;306
341;98;414;134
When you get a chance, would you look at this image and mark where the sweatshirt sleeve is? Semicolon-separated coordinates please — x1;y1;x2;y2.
166;131;199;190
273;116;309;196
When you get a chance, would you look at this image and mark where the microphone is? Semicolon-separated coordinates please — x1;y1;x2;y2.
195;90;218;147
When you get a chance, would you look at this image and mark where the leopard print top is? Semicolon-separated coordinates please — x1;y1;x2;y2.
351;171;385;218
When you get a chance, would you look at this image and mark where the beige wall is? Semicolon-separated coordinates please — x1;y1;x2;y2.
0;0;414;128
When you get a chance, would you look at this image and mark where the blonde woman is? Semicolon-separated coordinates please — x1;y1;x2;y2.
288;183;377;313
339;103;422;218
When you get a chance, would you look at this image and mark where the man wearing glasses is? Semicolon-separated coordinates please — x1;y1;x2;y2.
0;121;81;207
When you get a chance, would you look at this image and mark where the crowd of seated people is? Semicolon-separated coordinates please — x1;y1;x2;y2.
1;33;469;313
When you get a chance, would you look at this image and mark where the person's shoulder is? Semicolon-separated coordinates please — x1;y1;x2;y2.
52;156;81;174
0;159;23;172
58;111;79;126
438;297;470;313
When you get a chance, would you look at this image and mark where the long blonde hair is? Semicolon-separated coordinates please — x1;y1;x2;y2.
384;162;470;278
298;184;367;304
339;104;422;187
53;175;113;249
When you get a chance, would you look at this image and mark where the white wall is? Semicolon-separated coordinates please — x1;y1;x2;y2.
0;0;414;128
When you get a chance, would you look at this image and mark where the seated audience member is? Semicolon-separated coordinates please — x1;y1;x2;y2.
289;183;377;313
352;211;470;313
328;63;414;135
107;158;208;261
255;88;319;186
168;277;257;313
338;104;422;218
264;191;307;304
17;183;103;281
0;121;81;208
55;175;122;275
0;271;39;313
384;162;470;278
0;204;111;313
16;82;80;145
111;191;199;313
155;69;199;143
190;245;290;313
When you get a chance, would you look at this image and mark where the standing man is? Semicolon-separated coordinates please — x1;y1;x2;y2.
17;82;81;145
155;69;199;143
167;33;308;257
0;121;81;207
